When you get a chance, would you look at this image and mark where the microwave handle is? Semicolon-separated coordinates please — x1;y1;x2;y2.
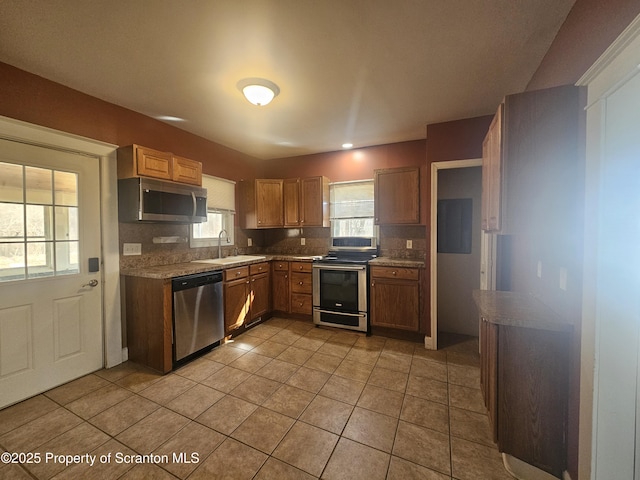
191;191;197;217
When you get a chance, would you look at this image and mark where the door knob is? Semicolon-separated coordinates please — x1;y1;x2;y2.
82;279;98;288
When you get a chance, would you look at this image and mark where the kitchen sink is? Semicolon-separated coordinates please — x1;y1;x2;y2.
191;255;266;266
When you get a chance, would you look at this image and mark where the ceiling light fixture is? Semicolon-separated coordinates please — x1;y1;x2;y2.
237;78;280;106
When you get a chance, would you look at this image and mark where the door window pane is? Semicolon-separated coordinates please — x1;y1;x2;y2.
55;206;78;241
56;241;79;275
0;243;25;281
0;162;24;203
0;165;82;282
0;203;25;241
54;171;78;206
27;241;54;278
25;166;53;204
26;205;53;240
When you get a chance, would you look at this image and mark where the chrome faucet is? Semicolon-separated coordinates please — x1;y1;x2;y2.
218;229;228;259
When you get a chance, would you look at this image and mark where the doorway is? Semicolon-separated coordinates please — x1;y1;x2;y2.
428;159;486;349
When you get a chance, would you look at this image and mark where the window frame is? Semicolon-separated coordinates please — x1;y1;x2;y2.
329;179;378;238
190;174;236;249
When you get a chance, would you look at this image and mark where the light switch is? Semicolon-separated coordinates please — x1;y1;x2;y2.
301;237;306;246
559;267;568;291
247;238;253;247
406;240;413;249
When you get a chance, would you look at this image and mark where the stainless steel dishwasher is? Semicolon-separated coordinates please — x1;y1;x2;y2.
172;271;224;366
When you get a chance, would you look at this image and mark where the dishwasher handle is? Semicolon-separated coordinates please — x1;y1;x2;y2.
172;271;223;291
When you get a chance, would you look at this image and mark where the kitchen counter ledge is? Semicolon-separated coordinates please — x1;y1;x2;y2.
369;257;425;268
121;254;319;279
472;289;572;333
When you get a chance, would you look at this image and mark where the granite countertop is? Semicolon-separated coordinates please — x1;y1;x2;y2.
472;289;572;333
121;254;321;279
369;257;425;268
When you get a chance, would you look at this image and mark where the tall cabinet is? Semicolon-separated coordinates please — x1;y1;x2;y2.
474;290;571;478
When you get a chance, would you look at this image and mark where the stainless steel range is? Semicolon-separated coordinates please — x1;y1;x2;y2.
312;237;378;333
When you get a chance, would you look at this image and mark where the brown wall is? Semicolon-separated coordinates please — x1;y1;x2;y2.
527;0;640;90
0;62;260;182
263;140;426;181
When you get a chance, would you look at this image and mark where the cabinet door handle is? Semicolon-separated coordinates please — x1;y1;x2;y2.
392;271;397;275
285;275;288;279
299;281;304;285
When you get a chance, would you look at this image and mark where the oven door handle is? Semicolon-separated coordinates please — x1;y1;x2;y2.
312;264;367;271
313;308;367;317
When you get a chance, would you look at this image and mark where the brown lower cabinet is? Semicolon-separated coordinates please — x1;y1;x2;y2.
476;291;571;478
224;262;270;335
124;276;173;373
271;261;289;312
271;260;313;317
369;266;420;331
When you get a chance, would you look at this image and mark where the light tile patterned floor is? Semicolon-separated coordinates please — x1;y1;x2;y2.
0;317;515;479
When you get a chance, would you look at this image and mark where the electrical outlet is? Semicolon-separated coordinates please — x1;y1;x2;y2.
123;243;142;256
559;267;568;291
301;237;306;246
537;261;542;278
406;240;413;249
247;238;253;247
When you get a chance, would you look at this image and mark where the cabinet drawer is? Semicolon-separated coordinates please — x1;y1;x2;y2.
272;261;289;271
290;272;312;294
224;266;249;281
291;261;312;273
370;266;419;281
291;293;312;314
250;262;269;275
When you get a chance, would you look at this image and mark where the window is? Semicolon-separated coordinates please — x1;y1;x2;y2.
330;180;376;237
190;175;236;248
0;162;79;282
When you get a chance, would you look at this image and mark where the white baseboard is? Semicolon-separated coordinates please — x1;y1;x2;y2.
122;347;129;362
502;454;559;480
424;335;436;350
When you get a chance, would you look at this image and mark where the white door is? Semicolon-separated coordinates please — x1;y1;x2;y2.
0;138;103;408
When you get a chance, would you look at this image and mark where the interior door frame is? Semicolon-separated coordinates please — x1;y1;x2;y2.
427;158;482;350
0;115;122;369
577;13;640;480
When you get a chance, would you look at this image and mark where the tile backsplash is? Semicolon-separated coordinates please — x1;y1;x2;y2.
119;223;426;270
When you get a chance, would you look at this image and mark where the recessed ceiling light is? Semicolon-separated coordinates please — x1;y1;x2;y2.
237;78;280;106
342;143;353;149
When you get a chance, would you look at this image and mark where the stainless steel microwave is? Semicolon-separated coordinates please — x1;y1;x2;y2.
117;177;207;223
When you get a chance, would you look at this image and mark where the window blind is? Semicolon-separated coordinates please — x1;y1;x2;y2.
330;180;374;219
201;174;236;213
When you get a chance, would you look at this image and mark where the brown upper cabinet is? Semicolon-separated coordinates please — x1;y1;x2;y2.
242;177;330;229
240;179;284;228
481;85;583;234
117;144;202;186
284;176;330;227
171;155;203;186
374;166;420;225
482;104;503;232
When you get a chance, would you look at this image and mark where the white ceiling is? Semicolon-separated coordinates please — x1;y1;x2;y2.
0;0;575;160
